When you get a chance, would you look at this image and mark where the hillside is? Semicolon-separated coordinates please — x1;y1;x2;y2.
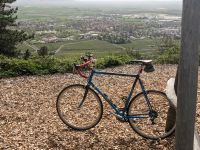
1;65;199;149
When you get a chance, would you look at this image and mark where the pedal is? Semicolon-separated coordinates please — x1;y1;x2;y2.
116;116;128;123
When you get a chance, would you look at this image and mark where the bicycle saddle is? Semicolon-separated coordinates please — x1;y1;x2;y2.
130;60;152;64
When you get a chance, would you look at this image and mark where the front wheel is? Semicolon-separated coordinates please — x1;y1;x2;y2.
56;84;103;130
128;90;175;140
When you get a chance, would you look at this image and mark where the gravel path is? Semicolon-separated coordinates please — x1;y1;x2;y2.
1;64;198;149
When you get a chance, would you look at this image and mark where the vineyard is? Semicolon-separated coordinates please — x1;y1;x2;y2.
1;64;200;149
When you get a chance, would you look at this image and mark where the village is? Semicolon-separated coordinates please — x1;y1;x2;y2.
17;12;181;44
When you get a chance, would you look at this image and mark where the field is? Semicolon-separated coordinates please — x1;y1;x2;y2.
17;39;158;58
2;64;200;149
119;39;156;50
57;40;123;55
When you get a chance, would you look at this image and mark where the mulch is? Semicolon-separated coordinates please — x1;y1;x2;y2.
1;64;198;149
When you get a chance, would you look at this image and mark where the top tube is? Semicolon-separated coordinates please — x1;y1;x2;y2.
93;69;139;78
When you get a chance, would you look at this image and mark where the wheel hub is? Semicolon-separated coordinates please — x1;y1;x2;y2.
149;110;158;118
149;110;158;124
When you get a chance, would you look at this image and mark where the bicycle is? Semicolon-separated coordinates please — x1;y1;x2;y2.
56;55;175;140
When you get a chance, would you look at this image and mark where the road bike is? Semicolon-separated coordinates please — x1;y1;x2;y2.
56;55;175;140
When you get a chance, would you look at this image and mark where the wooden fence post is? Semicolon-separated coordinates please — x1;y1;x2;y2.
175;0;200;149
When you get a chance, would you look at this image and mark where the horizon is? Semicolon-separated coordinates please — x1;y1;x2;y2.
15;0;182;4
14;0;182;10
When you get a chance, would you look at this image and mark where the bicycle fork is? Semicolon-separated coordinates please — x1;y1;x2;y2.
78;85;89;108
78;70;95;108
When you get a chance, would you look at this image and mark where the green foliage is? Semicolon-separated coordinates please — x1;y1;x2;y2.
156;46;179;64
23;49;31;60
98;33;131;44
153;35;180;64
60;40;122;54
119;39;156;51
96;55;131;68
0;0;32;57
49;52;55;55
0;44;182;78
0;57;38;77
126;49;142;59
37;46;48;57
0;54;132;78
155;35;178;54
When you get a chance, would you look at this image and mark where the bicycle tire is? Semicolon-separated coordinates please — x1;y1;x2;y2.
128;90;175;140
56;84;103;130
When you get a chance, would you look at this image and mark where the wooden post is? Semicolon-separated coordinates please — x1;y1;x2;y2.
175;0;200;149
174;65;179;95
166;78;200;149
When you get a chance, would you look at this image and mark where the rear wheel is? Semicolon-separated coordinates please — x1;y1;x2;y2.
56;84;103;130
128;90;175;140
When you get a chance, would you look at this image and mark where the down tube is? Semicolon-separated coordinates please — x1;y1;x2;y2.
90;82;119;112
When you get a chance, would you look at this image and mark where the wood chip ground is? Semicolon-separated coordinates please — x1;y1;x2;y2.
1;65;199;149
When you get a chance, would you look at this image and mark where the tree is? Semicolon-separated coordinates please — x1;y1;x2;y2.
0;0;31;57
23;49;31;60
155;35;178;53
37;46;48;57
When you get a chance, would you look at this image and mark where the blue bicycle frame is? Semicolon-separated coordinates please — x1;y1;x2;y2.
81;68;153;120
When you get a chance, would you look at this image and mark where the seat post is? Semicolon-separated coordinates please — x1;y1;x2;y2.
138;64;144;75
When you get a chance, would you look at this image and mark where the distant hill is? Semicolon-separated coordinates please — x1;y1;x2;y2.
13;0;75;6
13;0;182;11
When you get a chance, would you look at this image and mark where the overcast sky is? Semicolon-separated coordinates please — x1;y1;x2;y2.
16;0;181;2
77;0;181;2
14;0;182;7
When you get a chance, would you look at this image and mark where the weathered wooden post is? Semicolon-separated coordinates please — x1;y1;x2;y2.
175;0;200;149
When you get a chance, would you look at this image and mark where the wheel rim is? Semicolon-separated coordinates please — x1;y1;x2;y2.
128;91;175;139
57;85;103;130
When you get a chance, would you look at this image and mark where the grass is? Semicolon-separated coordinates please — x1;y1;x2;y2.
16;39;159;58
119;38;160;59
16;43;36;53
34;41;74;52
119;39;156;50
58;40;123;54
17;41;79;53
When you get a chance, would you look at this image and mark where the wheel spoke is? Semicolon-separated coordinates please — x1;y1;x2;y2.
56;84;103;130
128;90;175;139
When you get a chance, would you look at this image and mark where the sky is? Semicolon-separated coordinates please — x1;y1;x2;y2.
76;0;181;2
16;0;181;3
14;0;182;5
14;0;182;8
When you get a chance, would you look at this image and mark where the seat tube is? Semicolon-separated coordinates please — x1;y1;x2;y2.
138;64;143;75
138;78;153;110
